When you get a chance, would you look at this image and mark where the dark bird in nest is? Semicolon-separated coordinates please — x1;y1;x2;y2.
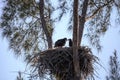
54;38;67;48
68;39;72;47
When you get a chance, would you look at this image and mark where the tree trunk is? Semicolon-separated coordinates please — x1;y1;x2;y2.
39;0;52;49
73;0;80;80
78;0;89;46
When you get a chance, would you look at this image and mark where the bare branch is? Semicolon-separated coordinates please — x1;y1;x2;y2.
78;0;89;46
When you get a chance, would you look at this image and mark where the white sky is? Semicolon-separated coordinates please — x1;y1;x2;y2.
0;36;26;80
0;0;120;80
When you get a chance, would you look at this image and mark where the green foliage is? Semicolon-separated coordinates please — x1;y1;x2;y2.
106;50;120;80
86;0;113;51
0;0;54;57
16;71;24;80
1;0;120;55
83;0;120;51
68;0;120;51
0;0;120;80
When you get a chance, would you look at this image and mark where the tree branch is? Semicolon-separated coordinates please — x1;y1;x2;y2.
39;0;52;49
78;0;89;46
85;0;113;21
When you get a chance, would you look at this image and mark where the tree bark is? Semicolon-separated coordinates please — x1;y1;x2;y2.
73;0;80;80
39;0;52;49
78;0;89;46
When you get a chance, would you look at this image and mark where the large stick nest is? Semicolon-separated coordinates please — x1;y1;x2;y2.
34;46;98;80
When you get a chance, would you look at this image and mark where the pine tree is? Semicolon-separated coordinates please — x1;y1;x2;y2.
16;72;24;80
106;50;120;80
0;0;120;80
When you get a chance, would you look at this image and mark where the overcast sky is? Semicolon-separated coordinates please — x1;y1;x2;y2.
0;0;120;80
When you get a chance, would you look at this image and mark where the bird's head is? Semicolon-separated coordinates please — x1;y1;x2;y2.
68;39;72;41
63;38;67;41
